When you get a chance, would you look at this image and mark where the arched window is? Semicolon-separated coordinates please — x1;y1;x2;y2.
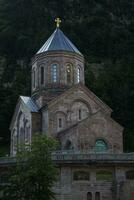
77;67;80;83
126;170;134;180
51;64;58;83
95;139;108;152
20;127;25;144
79;109;82;120
64;140;73;150
58;118;62;128
73;171;90;181
87;192;92;200
66;65;71;84
41;66;44;85
95;192;100;200
71;101;89;123
25;121;30;143
55;112;66;132
13;131;17;150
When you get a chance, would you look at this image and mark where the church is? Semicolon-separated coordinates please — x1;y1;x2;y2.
9;18;134;200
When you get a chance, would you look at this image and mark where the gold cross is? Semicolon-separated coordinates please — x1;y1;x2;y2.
55;17;61;28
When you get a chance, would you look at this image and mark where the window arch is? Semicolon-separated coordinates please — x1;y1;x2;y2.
95;139;108;152
66;64;71;84
51;64;58;83
87;192;92;200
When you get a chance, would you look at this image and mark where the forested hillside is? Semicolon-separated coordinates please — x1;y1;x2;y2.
0;0;134;154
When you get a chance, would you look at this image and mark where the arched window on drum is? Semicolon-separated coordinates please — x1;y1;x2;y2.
40;66;45;85
51;64;58;83
66;64;72;84
76;67;81;83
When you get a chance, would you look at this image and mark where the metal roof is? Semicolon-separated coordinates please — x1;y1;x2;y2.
37;28;82;55
20;96;39;112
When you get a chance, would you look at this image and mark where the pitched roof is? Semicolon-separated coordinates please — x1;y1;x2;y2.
20;96;39;112
37;28;82;55
10;96;39;130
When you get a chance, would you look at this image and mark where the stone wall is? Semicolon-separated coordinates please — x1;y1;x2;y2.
45;85;123;153
53;165;134;200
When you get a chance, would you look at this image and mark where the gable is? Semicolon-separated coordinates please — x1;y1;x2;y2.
47;83;112;116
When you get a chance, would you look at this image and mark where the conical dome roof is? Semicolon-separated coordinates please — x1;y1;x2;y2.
37;28;82;55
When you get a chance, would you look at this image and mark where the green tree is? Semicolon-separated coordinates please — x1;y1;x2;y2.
3;134;59;200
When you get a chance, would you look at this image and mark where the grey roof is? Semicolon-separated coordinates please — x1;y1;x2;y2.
20;96;39;112
37;28;82;55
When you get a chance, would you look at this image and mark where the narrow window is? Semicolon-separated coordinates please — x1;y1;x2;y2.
87;192;92;200
66;65;71;84
95;192;100;200
13;130;17;152
20;127;25;144
79;109;82;120
25;124;30;144
58;118;62;128
51;64;58;83
41;67;44;84
77;67;80;83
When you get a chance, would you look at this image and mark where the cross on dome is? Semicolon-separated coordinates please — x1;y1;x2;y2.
55;17;61;28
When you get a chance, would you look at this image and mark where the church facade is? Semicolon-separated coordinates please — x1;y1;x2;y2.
9;20;134;200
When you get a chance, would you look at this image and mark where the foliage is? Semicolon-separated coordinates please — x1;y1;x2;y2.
0;0;134;151
2;134;59;200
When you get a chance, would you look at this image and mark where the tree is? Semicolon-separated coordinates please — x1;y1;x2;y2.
3;134;59;200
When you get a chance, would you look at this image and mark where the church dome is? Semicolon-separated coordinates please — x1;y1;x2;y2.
36;28;82;56
31;19;85;105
